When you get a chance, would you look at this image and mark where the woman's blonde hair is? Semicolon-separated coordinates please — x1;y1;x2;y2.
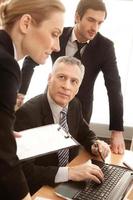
0;0;65;29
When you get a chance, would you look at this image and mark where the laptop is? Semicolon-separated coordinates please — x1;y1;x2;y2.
55;159;133;200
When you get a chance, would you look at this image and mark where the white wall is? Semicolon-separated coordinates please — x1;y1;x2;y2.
90;123;133;140
91;0;133;128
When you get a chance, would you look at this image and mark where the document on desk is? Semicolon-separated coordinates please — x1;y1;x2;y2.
123;150;133;170
16;124;79;161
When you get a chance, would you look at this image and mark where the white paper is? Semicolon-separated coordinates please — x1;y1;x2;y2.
123;152;133;170
16;124;78;160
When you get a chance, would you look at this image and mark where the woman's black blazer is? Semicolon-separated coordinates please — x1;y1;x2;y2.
0;30;29;199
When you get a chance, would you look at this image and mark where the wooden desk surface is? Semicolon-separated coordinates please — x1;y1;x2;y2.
32;150;133;200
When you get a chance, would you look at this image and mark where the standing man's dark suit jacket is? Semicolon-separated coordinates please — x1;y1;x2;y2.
14;93;97;194
19;56;38;95
0;30;29;200
51;27;124;131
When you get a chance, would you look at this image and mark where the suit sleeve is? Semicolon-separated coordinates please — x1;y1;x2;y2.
78;119;97;153
19;56;39;95
0;58;29;199
22;160;58;194
74;99;97;153
101;40;123;131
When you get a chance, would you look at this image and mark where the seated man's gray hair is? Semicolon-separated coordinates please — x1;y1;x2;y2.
53;56;85;81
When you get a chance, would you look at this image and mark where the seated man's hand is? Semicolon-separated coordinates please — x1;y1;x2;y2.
68;160;104;184
111;131;125;154
91;140;110;159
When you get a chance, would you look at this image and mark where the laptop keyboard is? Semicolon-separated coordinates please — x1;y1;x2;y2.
73;162;128;200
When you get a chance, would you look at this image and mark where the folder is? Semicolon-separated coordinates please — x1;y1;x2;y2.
16;124;79;161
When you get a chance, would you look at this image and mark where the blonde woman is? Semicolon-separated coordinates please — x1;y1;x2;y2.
0;0;65;199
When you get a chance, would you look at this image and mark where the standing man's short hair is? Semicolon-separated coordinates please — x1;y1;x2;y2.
76;0;107;19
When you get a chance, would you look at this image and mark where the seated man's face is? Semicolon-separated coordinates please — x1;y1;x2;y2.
48;62;82;107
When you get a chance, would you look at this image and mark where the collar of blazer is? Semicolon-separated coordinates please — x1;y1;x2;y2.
60;27;73;51
0;30;14;57
62;27;101;49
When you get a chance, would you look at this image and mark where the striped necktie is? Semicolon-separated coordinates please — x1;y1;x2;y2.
58;108;69;166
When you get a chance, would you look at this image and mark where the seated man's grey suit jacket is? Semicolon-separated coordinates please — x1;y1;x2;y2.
14;93;97;194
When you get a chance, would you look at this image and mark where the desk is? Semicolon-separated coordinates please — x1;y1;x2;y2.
32;150;133;200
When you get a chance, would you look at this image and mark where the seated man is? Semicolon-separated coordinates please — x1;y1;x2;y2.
14;56;110;194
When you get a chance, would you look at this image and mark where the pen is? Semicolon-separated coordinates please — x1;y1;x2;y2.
123;161;133;171
83;118;105;162
94;142;105;162
98;145;105;162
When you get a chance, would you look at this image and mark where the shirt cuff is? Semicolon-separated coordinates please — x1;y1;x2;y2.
55;167;69;183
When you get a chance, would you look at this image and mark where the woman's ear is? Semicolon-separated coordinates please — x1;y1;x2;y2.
19;14;32;34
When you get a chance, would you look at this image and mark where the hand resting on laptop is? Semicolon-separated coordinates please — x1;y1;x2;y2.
68;139;110;184
68;160;104;184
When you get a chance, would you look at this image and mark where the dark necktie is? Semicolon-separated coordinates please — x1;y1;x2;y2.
58;108;69;166
74;40;87;60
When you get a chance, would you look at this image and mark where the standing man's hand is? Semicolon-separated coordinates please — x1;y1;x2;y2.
111;131;125;154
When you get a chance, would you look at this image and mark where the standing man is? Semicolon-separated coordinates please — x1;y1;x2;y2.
51;0;125;154
15;56;109;194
